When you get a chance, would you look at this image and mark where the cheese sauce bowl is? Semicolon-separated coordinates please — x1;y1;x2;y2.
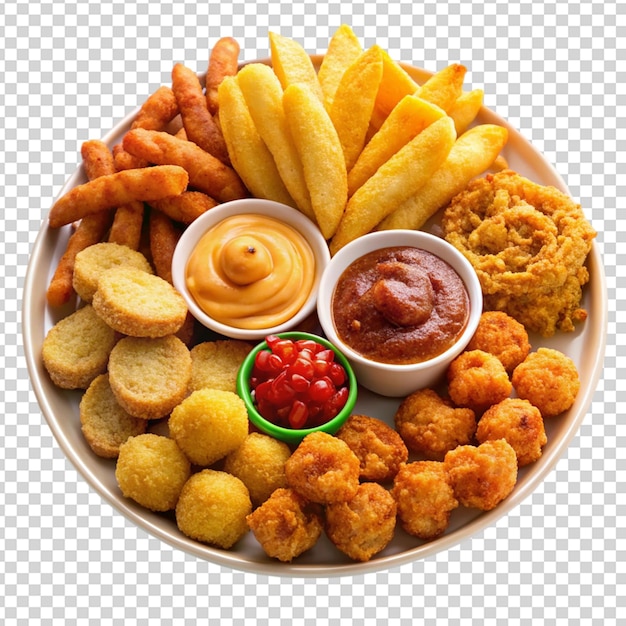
317;230;483;397
172;199;330;340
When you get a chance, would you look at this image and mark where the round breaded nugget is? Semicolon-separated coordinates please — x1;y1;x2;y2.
512;347;580;417
246;487;323;562
444;439;518;511
115;433;191;511
466;311;531;373
92;265;188;337
285;431;360;504
325;482;397;562
223;433;291;506
169;388;249;466
73;241;153;303
447;349;513;414
391;461;458;540
80;374;147;458
108;335;191;419
336;414;408;482
42;304;117;389
477;398;547;467
394;389;476;461
189;340;253;393
176;469;251;549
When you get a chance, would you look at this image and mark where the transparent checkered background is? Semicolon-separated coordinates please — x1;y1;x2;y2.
2;0;623;624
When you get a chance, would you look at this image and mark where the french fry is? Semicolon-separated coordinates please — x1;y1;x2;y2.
416;63;466;113
217;76;296;207
108;201;144;250
122;128;247;203
149;209;181;284
149;191;219;224
269;31;324;102
282;82;348;240
131;85;179;131
329;45;384;172
206;36;240;115
348;95;445;196
376;124;509;231
236;63;315;222
449;88;484;136
317;24;363;110
48;165;189;229
329;115;456;254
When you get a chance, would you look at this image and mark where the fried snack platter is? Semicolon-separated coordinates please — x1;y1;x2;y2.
23;43;606;576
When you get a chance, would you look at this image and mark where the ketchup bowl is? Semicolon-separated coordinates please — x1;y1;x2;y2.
171;199;330;340
236;332;358;445
317;230;483;398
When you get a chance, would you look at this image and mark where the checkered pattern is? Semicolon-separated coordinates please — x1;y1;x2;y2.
2;0;623;624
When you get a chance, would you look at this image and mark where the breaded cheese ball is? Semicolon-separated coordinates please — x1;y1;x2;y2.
394;388;476;461
189;340;253;393
512;347;580;417
391;461;458;540
336;414;408;482
447;349;513;414
246;487;323;562
169;388;248;466
284;431;360;504
223;432;291;506
176;469;251;549
444;439;518;511
115;433;191;512
476;398;547;467
325;482;397;562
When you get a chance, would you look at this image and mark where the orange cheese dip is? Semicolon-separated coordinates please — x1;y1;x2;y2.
185;214;315;329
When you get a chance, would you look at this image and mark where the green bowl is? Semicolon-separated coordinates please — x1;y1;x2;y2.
236;331;358;445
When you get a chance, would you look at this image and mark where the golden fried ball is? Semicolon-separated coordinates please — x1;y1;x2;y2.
223;433;291;506
284;431;360;504
444;440;517;511
335;414;408;482
512;347;580;417
246;487;323;562
466;311;531;373
476;398;547;467
175;469;251;549
168;388;249;466
447;349;513;414
394;388;476;460
115;433;191;512
325;482;397;562
390;461;458;540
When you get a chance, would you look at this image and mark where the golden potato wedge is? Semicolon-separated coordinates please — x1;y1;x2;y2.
283;83;348;240
377;124;509;231
449;88;484;136
416;63;467;113
329;116;456;254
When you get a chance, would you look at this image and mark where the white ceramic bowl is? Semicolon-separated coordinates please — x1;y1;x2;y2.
171;198;330;340
317;230;483;397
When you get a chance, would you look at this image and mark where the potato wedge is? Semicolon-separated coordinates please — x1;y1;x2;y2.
416;63;466;113
449;88;484;136
283;83;348;240
377;124;509;231
329;116;456;254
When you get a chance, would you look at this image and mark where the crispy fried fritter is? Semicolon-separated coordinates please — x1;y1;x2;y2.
189;339;253;393
441;169;596;336
393;389;476;460
476;398;547;467
512;347;580;417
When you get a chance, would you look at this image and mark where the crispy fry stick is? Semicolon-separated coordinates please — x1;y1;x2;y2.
329;116;456;254
149;191;219;224
81;139;116;179
108;201;145;250
131;85;179;131
172;62;230;164
112;143;149;171
416;63;467;113
377;124;509;231
448;88;484;136
48;165;189;229
206;36;240;115
149;209;181;284
122;128;247;202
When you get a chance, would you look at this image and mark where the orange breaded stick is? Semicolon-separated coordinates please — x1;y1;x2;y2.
131;85;180;131
112;143;149;171
108;201;145;250
206;36;240;115
149;209;181;284
48;165;189;229
82;139;116;179
122;128;247;203
149;190;218;224
172;63;230;165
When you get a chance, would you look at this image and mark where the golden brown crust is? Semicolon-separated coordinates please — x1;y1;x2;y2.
189;340;253;394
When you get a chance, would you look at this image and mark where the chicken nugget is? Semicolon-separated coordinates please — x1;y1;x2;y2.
512;347;580;417
444;440;517;511
391;461;458;540
189;340;253;393
394;388;476;461
476;398;547;467
325;482;397;562
206;36;240;115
